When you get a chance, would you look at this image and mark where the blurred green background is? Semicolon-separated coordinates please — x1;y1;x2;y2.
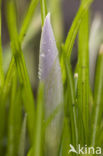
1;0;103;93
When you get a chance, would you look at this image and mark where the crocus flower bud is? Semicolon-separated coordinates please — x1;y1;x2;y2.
39;13;63;156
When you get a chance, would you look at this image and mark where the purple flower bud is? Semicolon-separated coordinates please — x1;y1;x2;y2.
38;13;63;156
39;13;63;117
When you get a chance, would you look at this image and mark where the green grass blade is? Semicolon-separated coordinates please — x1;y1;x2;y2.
6;0;35;143
0;0;4;88
6;0;19;46
40;0;47;26
62;118;71;156
91;45;103;146
0;57;15;154
13;50;35;143
0;96;6;154
19;0;39;43
32;83;44;156
4;0;39;88
48;0;63;44
63;0;94;61
77;10;90;144
4;0;40;93
3;57;15;100
7;74;22;156
64;56;78;148
18;114;27;156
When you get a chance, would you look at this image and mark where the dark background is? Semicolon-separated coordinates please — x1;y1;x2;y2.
62;0;103;38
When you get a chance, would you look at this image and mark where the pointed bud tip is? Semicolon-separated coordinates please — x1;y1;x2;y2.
43;12;51;27
46;12;51;19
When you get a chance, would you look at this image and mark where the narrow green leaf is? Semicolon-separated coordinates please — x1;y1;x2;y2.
48;0;63;44
31;83;44;156
0;0;4;88
18;114;27;156
63;0;94;62
62;118;71;156
7;74;22;156
91;45;103;146
40;0;47;26
0;57;15;155
64;58;78;149
4;0;40;94
3;57;15;100
19;0;39;42
77;10;90;144
6;0;35;143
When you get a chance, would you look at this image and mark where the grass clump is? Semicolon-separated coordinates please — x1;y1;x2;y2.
0;0;103;156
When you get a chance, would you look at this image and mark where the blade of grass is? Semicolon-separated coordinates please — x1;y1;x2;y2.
60;87;72;156
3;0;40;94
77;9;90;144
6;0;35;143
40;0;47;26
97;122;103;147
18;114;27;156
48;0;63;45
0;0;4;89
0;95;7;154
63;0;94;61
2;57;15;101
7;73;22;156
4;0;40;93
62;117;71;156
31;83;44;156
91;45;103;146
19;0;39;43
13;48;35;144
0;57;15;154
61;1;94;147
64;57;78;149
